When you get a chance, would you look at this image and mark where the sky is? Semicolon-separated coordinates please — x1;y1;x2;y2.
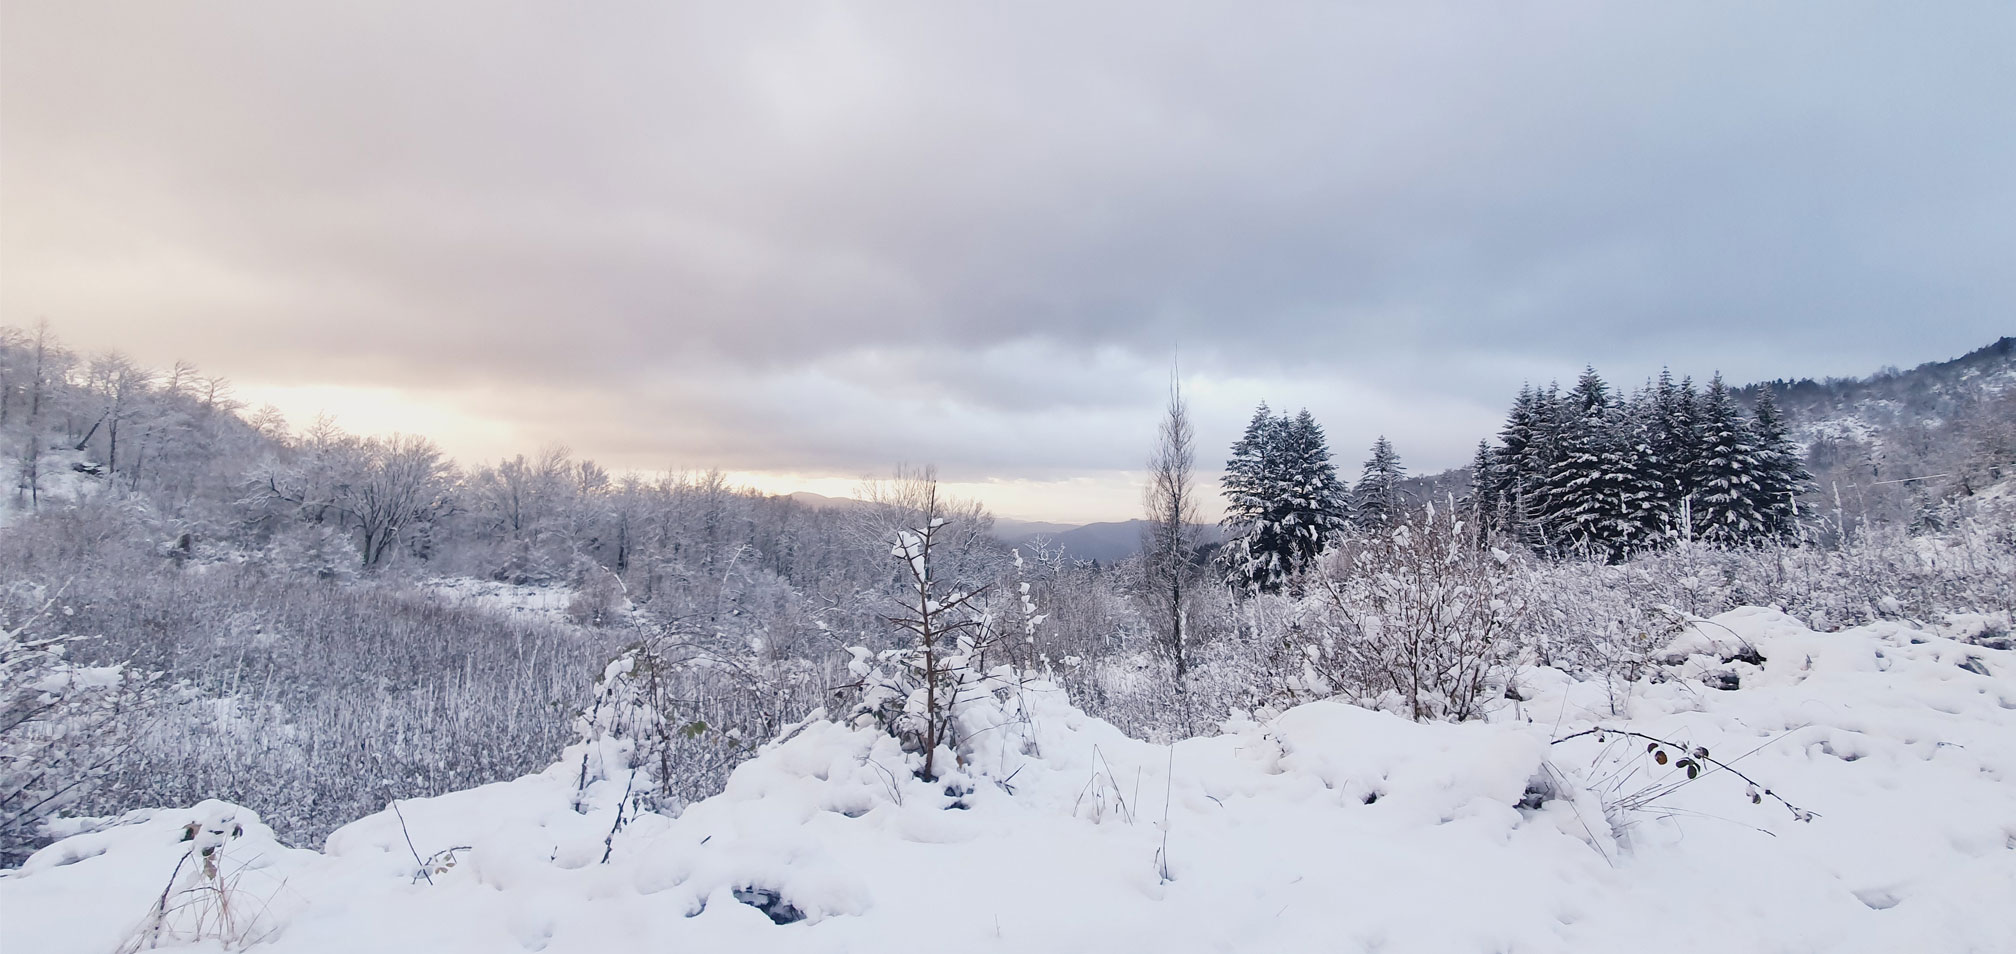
3;1;2011;522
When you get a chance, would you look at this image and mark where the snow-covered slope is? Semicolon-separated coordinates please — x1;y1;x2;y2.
1754;335;2016;456
6;609;2013;953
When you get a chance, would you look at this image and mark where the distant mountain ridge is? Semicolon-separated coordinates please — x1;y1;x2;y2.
999;520;1225;565
1741;336;2015;453
778;492;1219;564
785;491;871;511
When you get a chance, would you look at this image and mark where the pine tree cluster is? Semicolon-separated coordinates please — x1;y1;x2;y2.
1470;368;1811;559
1219;405;1428;593
1219;405;1350;594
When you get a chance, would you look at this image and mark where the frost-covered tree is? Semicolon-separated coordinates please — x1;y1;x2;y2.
1141;373;1205;704
1749;388;1811;540
1533;373;1672;560
1221;405;1346;594
1691;374;1766;545
1292;503;1526;722
1279;409;1351;564
1603;396;1671;555
1352;436;1406;530
470;446;583;583
1648;370;1702;514
844;471;1029;782
74;354;152;481
1484;366;1816;555
1488;385;1554;546
259;430;454;568
1220;404;1290;594
1540;369;1617;555
5;324;66;511
1464;439;1501;527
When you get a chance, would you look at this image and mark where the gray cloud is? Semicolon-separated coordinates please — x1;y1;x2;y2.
3;0;2011;515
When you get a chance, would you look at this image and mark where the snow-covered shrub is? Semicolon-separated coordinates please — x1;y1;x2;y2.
572;603;837;826
843;514;1040;781
116;804;280;952
565;565;629;627
1;588;149;865
14;560;614;847
1516;493;2016;700
261;521;359;582
1285;504;1527;721
573;634;758;819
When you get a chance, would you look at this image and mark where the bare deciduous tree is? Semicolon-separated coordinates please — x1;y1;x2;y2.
1142;370;1203;722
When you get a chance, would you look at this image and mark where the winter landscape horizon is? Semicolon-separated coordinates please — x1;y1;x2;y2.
4;3;2014;953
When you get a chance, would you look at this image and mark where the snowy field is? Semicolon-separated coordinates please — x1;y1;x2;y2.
5;608;2013;953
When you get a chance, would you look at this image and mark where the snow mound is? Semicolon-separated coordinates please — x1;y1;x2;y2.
6;609;2015;953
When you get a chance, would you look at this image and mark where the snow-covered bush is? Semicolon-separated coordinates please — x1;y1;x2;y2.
1;588;149;865
1519;493;2016;692
565;565;629;627
1285;504;1526;721
261;521;360;582
572;632;769;819
843;513;1040;782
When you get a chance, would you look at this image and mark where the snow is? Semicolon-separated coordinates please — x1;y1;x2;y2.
6;608;2014;953
0;447;103;529
423;577;583;624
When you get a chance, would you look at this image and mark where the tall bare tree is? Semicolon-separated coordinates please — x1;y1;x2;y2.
1142;370;1202;718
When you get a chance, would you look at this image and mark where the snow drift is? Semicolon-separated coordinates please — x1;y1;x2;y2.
5;608;2014;953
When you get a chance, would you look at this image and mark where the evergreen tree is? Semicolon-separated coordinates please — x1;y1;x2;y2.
1649;371;1703;519
1489;386;1549;545
1220;405;1347;594
1602;394;1669;555
1353;436;1406;529
1749;387;1812;540
1274;409;1350;572
1220;404;1291;594
1690;373;1766;545
1519;384;1569;550
1465;439;1502;528
1540;369;1616;555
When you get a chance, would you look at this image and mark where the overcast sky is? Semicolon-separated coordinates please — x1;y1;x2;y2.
3;1;2011;521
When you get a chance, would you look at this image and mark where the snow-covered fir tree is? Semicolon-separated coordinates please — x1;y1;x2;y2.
1464;439;1502;526
1220;403;1291;594
1690;373;1766;544
1749;386;1812;540
1219;404;1346;594
1647;370;1703;521
1602;395;1670;555
1487;385;1554;546
1488;367;1810;555
1278;409;1351;568
1539;369;1617;555
1352;436;1405;529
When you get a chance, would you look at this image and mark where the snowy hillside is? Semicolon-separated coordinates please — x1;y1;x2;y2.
1747;336;2016;439
1751;336;2015;496
7;608;2012;954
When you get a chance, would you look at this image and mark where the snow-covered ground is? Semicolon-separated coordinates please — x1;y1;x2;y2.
0;446;103;529
6;608;2013;953
422;577;584;624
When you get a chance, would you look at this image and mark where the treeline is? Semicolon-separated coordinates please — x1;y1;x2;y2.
1212;365;1813;591
1472;369;1809;559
